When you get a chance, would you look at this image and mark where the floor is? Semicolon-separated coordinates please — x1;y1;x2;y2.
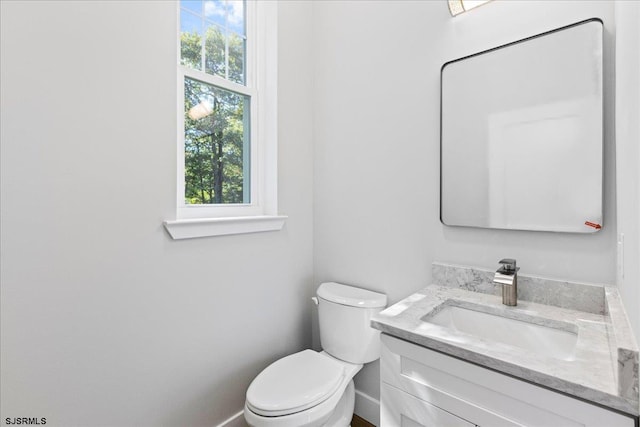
352;414;376;427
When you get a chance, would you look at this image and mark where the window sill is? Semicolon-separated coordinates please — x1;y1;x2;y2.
163;215;287;240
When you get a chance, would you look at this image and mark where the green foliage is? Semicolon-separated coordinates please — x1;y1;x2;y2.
180;32;202;69
181;27;248;205
204;26;225;77
228;33;245;84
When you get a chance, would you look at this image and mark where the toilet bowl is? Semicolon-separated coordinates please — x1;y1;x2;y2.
244;283;387;427
244;351;361;427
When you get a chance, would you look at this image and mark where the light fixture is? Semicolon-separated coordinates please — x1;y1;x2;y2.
448;0;491;16
187;98;214;120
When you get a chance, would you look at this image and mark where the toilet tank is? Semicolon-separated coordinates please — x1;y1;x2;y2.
317;282;387;364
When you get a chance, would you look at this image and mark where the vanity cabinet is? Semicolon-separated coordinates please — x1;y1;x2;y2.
380;334;636;427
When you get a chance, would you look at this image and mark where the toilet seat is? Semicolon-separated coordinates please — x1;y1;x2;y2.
244;379;356;427
246;350;346;417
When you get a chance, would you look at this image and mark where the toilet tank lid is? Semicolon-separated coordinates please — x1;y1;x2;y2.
317;282;387;308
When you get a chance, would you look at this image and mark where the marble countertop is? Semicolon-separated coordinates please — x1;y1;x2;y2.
371;283;639;416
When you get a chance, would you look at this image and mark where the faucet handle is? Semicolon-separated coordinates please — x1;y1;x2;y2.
498;258;517;272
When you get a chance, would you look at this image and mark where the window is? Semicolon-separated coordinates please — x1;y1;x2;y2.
165;0;285;239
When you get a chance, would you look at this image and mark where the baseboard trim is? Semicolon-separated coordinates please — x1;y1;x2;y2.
354;389;380;426
215;409;246;427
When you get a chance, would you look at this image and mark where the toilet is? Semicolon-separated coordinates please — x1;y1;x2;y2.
244;282;387;427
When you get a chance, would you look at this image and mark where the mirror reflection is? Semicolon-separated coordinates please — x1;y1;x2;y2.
440;19;603;233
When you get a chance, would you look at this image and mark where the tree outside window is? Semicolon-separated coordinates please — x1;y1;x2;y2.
179;0;249;205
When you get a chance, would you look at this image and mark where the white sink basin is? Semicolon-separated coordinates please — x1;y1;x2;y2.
425;303;578;361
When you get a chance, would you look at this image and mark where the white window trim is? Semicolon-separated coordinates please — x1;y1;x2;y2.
164;1;286;239
164;215;287;239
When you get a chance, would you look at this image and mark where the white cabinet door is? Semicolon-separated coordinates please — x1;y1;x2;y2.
381;383;475;427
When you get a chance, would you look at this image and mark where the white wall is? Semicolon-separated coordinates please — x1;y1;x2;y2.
0;1;313;426
615;0;640;344
312;0;619;410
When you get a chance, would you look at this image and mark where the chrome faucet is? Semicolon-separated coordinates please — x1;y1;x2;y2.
494;259;519;306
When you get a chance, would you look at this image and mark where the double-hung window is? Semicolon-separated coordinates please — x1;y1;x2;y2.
165;0;284;239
